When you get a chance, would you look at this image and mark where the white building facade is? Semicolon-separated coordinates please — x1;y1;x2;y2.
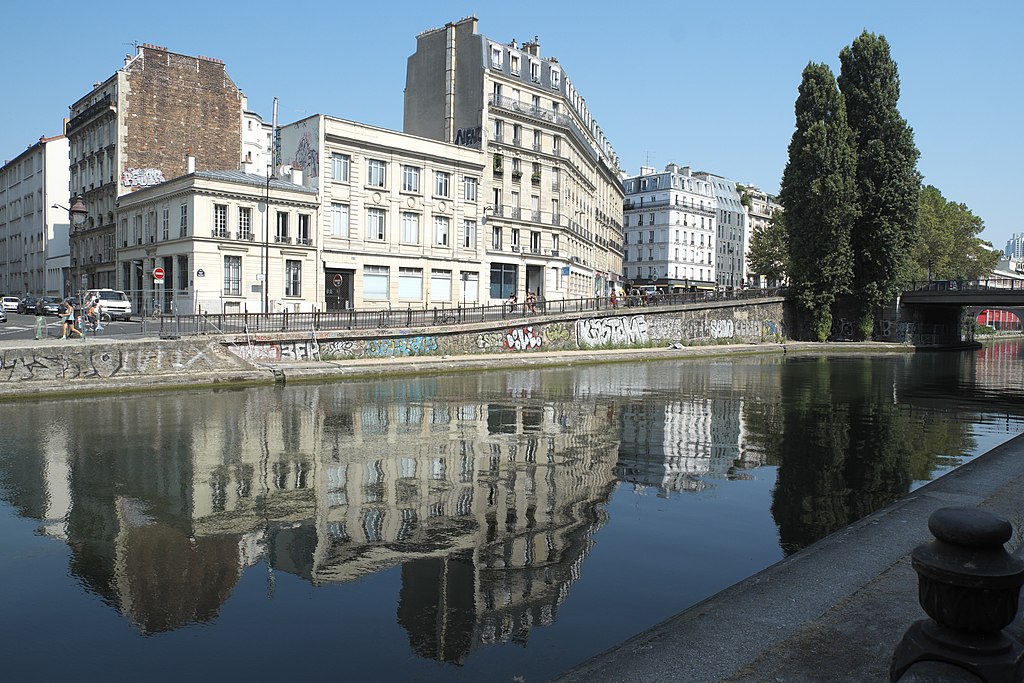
276;115;487;310
403;16;624;302
0;134;71;298
621;164;717;291
115;164;318;315
696;172;748;290
742;185;783;287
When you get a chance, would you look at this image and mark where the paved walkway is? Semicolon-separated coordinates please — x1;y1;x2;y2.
552;433;1024;682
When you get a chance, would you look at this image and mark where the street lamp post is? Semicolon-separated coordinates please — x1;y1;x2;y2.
52;197;88;339
69;197;88;339
260;167;276;315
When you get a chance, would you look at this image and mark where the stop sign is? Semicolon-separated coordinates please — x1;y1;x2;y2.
153;267;165;281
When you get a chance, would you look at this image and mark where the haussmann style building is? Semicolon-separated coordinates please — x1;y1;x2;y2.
402;16;625;302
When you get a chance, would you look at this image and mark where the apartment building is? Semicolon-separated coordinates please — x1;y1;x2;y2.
115;156;317;315
743;185;783;287
0;134;70;297
696;172;748;290
403;16;624;301
65;44;245;294
275;115;487;310
621;164;717;291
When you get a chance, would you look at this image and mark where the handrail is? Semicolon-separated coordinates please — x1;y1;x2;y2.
159;287;788;337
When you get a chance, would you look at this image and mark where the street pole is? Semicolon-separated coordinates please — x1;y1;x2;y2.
67;197;87;340
264;167;272;314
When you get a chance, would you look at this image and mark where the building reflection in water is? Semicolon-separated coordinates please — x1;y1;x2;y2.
18;372;621;658
1;350;1015;665
615;362;777;495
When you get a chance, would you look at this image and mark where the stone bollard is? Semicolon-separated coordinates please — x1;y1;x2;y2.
891;506;1024;682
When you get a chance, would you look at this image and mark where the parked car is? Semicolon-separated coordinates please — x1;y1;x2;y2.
85;289;132;321
41;296;63;316
1;296;19;312
17;296;37;314
0;308;6;323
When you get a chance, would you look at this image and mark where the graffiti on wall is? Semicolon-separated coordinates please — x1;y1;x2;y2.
320;340;362;358
121;168;166;188
504;326;543;351
292;131;319;178
364;336;438;358
0;344;228;382
646;316;783;342
576;316;649;348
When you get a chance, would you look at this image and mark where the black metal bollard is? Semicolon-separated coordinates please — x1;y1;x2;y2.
891;506;1024;682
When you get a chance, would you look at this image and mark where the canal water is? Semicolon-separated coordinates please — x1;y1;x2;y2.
2;341;1023;681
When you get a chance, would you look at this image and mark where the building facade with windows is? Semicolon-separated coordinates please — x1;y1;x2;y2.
695;172;748;290
621;164;717;291
403;16;624;302
0;134;70;298
65;43;245;295
742;185;783;287
115;162;317;315
276;114;487;310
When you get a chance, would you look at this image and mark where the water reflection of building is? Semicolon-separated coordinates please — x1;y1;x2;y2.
7;380;620;659
616;394;762;494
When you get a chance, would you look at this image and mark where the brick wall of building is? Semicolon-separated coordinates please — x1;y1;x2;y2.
123;46;242;180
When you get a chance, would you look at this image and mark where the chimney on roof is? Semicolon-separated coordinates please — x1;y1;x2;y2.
523;36;540;57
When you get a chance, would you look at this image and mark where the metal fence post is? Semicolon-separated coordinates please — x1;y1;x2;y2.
891;506;1024;681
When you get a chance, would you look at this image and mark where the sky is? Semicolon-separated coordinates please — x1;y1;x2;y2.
3;0;1021;249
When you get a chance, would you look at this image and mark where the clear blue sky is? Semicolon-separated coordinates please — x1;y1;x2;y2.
4;0;1020;249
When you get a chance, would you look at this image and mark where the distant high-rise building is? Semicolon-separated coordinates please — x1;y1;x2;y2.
403;16;624;300
1004;233;1024;259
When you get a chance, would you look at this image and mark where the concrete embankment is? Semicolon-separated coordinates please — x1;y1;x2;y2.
0;335;911;398
552;433;1024;683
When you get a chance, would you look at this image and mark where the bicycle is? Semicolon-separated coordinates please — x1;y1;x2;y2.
83;310;112;333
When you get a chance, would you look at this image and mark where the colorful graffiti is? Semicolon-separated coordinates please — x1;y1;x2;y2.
576;316;649;348
504;326;544;351
364;336;439;358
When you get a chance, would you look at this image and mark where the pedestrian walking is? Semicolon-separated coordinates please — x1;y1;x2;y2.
60;299;81;339
505;292;518;316
34;297;46;340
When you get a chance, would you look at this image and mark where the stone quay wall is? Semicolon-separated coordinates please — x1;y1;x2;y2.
223;299;788;363
0;299;788;397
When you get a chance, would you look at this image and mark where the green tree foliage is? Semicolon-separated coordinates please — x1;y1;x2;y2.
911;185;999;281
780;63;858;341
747;210;789;285
838;32;922;338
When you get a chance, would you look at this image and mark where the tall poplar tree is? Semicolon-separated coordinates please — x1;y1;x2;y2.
779;63;858;341
838;31;922;338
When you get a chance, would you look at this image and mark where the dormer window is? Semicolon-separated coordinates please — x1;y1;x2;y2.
490;44;503;68
510;54;520;75
530;60;540;82
551;68;561;88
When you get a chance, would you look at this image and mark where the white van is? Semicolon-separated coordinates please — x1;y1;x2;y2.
86;289;132;321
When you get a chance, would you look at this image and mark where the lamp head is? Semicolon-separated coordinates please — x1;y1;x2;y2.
69;197;88;228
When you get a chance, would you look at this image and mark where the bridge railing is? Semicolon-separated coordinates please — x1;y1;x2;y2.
907;278;1024;292
155;286;789;338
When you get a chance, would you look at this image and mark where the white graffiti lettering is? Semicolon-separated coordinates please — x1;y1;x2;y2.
576;316;649;348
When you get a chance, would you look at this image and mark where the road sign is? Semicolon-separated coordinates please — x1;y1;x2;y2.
333;273;343;287
153;267;165;283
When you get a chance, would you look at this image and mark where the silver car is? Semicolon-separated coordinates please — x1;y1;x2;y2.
0;307;6;323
